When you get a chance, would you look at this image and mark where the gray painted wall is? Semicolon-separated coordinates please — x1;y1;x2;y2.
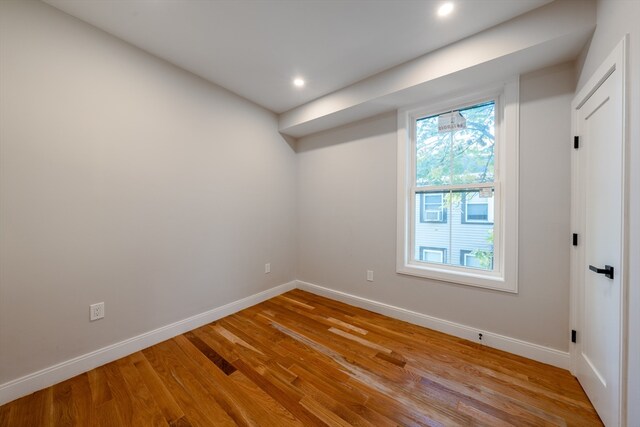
576;0;640;422
297;62;575;352
0;0;297;384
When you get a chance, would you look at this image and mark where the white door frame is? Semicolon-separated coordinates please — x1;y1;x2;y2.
570;36;629;425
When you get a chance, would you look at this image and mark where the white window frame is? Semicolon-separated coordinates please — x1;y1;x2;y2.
396;79;519;292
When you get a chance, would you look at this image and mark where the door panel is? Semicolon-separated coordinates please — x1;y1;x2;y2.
575;61;623;427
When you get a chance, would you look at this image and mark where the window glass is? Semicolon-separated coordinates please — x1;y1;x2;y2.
451;103;495;185
413;100;496;272
415;189;494;270
467;203;488;221
462;250;494;270
422;193;446;222
421;248;445;263
464;191;494;223
414;193;449;262
416;117;450;187
416;102;495;187
463;253;482;268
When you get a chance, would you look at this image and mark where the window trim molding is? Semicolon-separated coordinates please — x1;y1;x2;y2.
396;79;519;293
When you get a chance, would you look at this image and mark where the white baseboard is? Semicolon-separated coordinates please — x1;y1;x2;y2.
0;278;571;406
296;280;570;370
0;281;297;406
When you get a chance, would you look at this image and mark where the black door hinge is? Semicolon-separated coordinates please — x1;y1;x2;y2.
572;233;578;246
574;136;580;149
571;330;577;343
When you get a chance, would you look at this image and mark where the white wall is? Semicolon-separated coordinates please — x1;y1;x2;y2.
0;0;297;385
576;0;640;423
297;62;575;352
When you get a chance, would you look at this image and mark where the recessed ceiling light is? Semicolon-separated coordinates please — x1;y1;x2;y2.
293;78;305;87
437;2;454;17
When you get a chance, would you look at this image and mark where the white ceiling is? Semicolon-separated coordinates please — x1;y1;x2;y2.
43;0;554;114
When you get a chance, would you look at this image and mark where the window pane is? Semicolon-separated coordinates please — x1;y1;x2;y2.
464;190;494;223
424;194;442;205
467;203;488;221
451;102;495;185
415;189;494;271
415;192;450;262
421;249;444;263
452;190;494;270
416;116;450;187
463;253;482;268
422;193;445;222
462;252;494;270
416;102;495;188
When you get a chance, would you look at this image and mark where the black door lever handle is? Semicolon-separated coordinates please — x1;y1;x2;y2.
589;264;614;280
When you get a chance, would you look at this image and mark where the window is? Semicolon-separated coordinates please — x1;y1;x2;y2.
420;193;447;223
419;246;447;264
397;80;519;292
460;250;493;269
462;192;494;224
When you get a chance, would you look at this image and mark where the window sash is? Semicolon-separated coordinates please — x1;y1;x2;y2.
408;97;502;275
413;182;495;193
410;98;499;273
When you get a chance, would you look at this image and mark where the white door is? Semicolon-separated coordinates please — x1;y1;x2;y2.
573;40;626;427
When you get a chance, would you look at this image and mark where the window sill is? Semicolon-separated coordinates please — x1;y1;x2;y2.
396;262;517;293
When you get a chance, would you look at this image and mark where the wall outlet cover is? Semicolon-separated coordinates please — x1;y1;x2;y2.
90;302;105;321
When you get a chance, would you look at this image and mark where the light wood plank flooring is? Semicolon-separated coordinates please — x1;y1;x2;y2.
0;289;602;426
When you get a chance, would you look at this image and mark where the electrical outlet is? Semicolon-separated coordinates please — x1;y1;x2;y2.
265;263;271;274
366;270;374;282
90;302;105;321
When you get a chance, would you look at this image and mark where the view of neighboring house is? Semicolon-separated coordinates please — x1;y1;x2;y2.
415;191;494;269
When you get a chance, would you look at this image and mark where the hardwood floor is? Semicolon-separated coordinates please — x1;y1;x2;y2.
0;289;602;426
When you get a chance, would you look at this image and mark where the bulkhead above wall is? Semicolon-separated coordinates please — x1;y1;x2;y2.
279;0;595;138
